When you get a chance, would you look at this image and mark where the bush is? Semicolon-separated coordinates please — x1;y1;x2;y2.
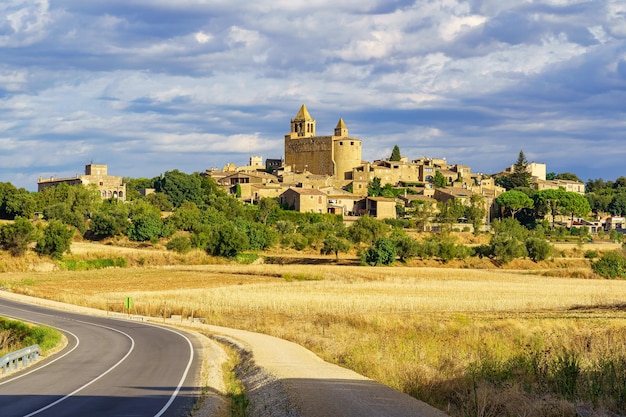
592;251;626;279
584;250;599;259
0;217;36;256
206;222;249;258
365;238;397;266
525;237;553;262
166;235;192;254
35;220;74;260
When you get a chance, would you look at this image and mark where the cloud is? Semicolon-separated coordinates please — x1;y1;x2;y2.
0;0;624;190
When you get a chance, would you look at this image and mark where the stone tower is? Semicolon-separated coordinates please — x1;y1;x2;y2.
284;105;362;180
287;104;316;138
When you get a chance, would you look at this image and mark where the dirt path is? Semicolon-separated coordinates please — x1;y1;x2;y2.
205;324;449;417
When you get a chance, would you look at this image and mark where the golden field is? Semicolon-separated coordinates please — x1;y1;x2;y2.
2;242;626;417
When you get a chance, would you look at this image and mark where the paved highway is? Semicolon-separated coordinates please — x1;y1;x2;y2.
0;297;201;417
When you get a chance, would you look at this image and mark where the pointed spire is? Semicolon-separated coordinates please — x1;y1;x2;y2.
294;104;313;121
289;104;316;138
334;118;348;137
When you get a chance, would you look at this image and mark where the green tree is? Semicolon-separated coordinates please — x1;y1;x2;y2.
89;199;130;238
169;201;203;231
0;217;37;256
348;215;388;245
144;192;175;212
489;218;528;263
368;177;382;197
206;222;249;258
433;171;447;188
592;250;626;279
586;192;612;216
496;190;534;219
436;199;465;232
154;170;204;208
560;192;591;224
534;189;567;229
365;237;397;266
390;145;401;161
256;198;281;225
608;192;626;216
3;188;36;219
509;150;531;188
123;177;156;201
466;194;487;233
555;172;582;182
238;220;277;250
166;235;192;254
320;234;351;260
127;200;163;242
391;232;420;261
525;236;553;262
35;220;74;259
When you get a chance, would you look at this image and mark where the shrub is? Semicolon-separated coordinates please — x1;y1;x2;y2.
365;238;397;266
525;237;553;262
592;251;626;279
35;220;74;260
0;217;36;256
166;235;192;254
206;222;249;258
584;250;599;259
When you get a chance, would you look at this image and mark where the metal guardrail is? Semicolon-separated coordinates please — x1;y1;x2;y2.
0;344;41;375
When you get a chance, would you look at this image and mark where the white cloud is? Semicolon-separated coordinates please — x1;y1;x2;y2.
0;0;52;46
194;31;212;44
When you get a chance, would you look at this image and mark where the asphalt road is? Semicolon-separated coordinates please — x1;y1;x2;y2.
0;298;201;417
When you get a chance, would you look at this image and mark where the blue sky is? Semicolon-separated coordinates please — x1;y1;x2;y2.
1;0;625;191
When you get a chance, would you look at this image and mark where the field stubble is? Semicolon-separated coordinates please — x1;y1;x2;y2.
4;250;626;416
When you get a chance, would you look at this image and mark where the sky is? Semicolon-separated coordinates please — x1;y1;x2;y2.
1;0;625;191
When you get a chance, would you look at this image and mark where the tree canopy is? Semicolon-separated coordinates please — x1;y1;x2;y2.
390;145;401;161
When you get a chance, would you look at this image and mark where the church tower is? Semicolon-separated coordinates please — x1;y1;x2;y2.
287;104;316;139
284;104;362;179
334;118;348;137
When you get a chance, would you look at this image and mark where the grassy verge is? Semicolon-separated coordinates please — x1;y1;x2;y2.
223;347;248;417
0;316;62;356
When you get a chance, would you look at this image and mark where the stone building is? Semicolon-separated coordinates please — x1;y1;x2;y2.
37;164;126;201
284;105;362;180
279;187;328;213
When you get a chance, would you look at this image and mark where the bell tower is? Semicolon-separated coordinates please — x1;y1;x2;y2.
287;104;316;139
334;118;348;137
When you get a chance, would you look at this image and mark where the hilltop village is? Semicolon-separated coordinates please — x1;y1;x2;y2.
37;104;587;230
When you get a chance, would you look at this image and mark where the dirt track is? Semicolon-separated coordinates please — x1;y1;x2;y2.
205;324;449;417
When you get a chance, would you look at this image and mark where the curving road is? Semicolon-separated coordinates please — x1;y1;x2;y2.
0;297;201;417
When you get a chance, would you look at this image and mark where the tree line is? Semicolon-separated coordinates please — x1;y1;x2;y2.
0;164;624;276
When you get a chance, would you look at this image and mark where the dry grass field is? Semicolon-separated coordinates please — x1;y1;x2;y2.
2;242;626;417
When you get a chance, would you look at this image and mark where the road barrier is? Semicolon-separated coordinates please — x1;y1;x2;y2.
1;345;41;375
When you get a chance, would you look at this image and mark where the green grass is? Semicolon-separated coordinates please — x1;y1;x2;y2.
60;257;128;271
0;316;62;355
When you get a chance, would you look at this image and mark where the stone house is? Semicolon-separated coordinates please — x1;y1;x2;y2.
37;164;126;201
354;197;397;219
279;188;328;213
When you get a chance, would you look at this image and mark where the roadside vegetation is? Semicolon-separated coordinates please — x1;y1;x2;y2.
0;316;62;357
